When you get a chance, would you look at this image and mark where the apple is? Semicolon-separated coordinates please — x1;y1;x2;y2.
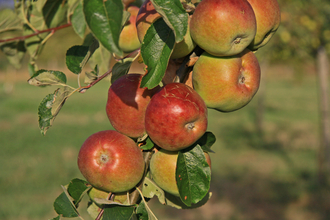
189;0;257;57
192;49;261;112
88;187;129;206
136;0;196;59
77;130;145;193
119;6;141;53
106;74;160;138
145;83;208;151
150;149;211;196
247;0;281;50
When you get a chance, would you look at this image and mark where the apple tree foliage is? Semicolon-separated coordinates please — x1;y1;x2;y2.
262;0;330;63
0;0;217;219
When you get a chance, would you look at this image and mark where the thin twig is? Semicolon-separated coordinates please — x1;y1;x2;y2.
79;67;113;93
0;23;72;43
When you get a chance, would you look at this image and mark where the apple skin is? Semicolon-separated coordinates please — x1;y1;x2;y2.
145;83;208;151
136;0;196;59
106;74;160;138
189;0;257;57
150;149;211;196
119;6;141;53
192;49;260;112
77;130;145;193
247;0;281;50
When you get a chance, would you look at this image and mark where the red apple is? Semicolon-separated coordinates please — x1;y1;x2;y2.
119;6;141;53
145;83;208;151
77;130;145;193
136;0;196;59
106;74;160;138
192;49;261;112
190;0;257;57
247;0;281;50
150;149;211;196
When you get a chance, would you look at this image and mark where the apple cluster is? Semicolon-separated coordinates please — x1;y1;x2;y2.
77;0;281;208
78;73;209;199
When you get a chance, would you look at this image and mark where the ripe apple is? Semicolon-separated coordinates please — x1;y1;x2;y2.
106;74;160;138
88;187;129;206
192;49;260;112
189;0;257;57
145;83;208;151
247;0;281;50
119;6;141;53
77;130;145;193
136;0;196;59
150;149;211;196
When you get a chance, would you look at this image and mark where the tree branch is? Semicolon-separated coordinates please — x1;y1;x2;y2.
0;23;72;43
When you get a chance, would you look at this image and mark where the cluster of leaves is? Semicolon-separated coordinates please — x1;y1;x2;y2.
51;132;215;220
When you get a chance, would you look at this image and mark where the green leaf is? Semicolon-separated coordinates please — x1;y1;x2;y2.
197;131;216;153
22;1;48;60
42;0;68;28
83;0;124;57
38;86;76;135
66;45;88;74
66;41;99;74
38;93;54;135
87;202;102;219
150;0;188;42
89;44;112;76
176;145;211;206
51;86;76;119
71;2;86;38
142;177;166;205
28;63;36;77
135;201;148;220
0;8;22;33
28;69;67;86
140;18;175;89
140;137;155;151
93;198;133;206
84;65;99;84
0;40;26;69
111;57;134;83
135;187;158;220
53;192;79;218
49;215;60;220
67;178;91;205
164;191;212;209
102;205;135;220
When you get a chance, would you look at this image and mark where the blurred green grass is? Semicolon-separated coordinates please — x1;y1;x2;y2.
1;64;328;220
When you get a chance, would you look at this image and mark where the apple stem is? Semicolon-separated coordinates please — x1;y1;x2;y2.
95;208;104;220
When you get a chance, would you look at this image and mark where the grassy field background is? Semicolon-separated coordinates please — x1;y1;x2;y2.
0;28;329;220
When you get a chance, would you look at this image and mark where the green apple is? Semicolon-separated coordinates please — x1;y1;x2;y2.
190;0;257;57
77;130;145;193
150;149;211;196
192;49;260;112
119;6;141;53
145;83;208;151
136;0;196;59
247;0;281;50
